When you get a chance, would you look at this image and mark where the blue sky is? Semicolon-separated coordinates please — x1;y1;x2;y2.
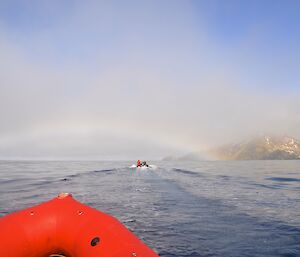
193;0;300;92
1;0;299;92
0;1;299;159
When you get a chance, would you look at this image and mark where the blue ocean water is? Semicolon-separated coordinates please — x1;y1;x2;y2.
1;160;300;257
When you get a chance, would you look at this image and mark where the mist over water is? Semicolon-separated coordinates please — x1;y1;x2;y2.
1;1;300;160
1;160;300;257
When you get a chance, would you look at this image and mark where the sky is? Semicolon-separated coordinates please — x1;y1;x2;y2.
0;0;299;160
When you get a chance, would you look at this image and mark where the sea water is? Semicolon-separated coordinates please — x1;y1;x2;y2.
1;160;300;257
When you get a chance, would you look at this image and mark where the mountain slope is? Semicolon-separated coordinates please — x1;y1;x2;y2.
211;136;300;160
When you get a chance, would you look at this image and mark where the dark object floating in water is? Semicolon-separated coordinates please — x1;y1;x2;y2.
0;193;159;257
266;177;300;182
93;169;114;173
172;168;200;176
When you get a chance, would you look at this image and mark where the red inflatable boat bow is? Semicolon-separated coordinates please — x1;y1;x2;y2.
0;193;159;257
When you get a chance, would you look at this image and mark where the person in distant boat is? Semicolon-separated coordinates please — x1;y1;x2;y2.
141;161;149;167
137;160;141;167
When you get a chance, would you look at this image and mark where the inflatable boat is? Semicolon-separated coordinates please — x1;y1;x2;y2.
0;193;159;257
130;164;157;170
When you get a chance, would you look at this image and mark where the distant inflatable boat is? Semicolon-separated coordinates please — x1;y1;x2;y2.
130;164;157;170
0;193;159;257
